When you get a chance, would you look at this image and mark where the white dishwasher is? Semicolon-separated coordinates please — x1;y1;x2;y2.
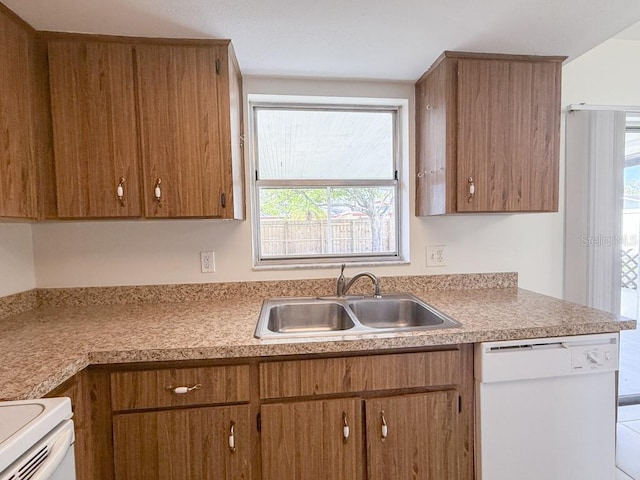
0;398;75;480
475;332;619;480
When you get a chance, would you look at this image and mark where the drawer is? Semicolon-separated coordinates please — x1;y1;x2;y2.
260;350;461;399
111;364;250;411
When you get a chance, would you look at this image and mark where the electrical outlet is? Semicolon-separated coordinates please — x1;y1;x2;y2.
200;251;216;273
426;245;447;267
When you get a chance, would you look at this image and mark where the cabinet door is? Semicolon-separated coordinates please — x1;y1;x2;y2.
135;44;228;218
365;391;459;480
456;58;560;212
0;12;37;218
113;405;251;480
48;40;141;217
261;398;363;480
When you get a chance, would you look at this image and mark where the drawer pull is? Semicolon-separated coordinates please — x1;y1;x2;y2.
169;384;202;395
467;177;475;203
380;410;388;439
229;421;236;453
342;411;350;441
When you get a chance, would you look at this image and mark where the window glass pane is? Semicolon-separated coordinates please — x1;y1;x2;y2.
259;187;397;258
256;109;394;180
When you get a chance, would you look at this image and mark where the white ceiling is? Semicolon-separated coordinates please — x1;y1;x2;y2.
5;0;640;81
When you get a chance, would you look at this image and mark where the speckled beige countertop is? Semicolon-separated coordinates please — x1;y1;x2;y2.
0;273;635;401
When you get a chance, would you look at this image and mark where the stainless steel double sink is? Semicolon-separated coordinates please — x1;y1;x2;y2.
254;293;461;339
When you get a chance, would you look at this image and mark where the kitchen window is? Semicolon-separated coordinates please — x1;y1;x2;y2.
251;99;404;267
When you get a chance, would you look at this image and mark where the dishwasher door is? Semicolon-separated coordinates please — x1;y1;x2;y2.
475;333;619;480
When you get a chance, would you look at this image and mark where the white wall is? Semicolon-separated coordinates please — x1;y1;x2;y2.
562;38;640;106
0;223;36;296
30;76;565;297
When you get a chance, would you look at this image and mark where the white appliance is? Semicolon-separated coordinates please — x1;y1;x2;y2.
0;398;75;480
475;332;619;480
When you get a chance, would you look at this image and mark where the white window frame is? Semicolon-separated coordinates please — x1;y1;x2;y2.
249;95;409;269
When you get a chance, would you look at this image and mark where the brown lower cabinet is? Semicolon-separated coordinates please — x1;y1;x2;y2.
113;405;252;480
261;391;458;480
46;346;473;480
365;391;459;479
261;398;364;479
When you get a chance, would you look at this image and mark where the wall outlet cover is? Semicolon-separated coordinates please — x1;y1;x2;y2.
426;245;447;267
200;251;216;273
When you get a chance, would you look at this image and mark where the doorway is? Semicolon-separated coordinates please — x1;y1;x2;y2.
620;112;640;404
618;112;640;480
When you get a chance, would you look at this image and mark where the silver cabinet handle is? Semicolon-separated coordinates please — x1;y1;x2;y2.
380;410;388;439
154;178;162;203
417;166;444;178
467;177;475;203
342;411;350;441
229;421;236;453
116;177;125;205
168;383;201;395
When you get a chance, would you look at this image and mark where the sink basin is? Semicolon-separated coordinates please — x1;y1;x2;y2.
254;293;461;339
348;296;451;329
267;302;355;334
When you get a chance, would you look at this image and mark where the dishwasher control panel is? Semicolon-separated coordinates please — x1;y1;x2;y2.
570;342;618;372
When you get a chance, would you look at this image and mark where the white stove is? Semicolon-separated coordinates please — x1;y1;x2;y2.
0;398;75;480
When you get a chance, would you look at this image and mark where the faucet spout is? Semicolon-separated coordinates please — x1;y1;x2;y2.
336;266;382;298
336;264;347;297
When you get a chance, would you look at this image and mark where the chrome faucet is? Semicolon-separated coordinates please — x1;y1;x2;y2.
336;264;382;298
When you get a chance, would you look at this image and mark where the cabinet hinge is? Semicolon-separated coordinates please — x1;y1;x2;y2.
394;170;398;181
255;170;259;182
221;192;227;208
215;59;221;75
257;413;262;432
458;395;462;413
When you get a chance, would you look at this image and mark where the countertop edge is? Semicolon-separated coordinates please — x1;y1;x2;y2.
15;318;634;402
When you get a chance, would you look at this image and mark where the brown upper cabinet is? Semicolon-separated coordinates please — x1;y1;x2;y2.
135;43;243;218
415;51;565;215
48;40;141;218
0;7;40;219
47;35;245;219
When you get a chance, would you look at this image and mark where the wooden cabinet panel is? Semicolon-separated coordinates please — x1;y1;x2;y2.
0;9;37;218
415;51;563;215
365;391;459;480
415;56;457;216
46;372;91;480
111;364;250;411
46;369;114;480
456;58;561;212
226;45;245;219
261;398;363;480
135;44;228;218
48;39;141;217
113;405;251;480
260;350;461;399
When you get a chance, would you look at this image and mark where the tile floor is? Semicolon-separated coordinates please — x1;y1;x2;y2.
617;404;640;479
